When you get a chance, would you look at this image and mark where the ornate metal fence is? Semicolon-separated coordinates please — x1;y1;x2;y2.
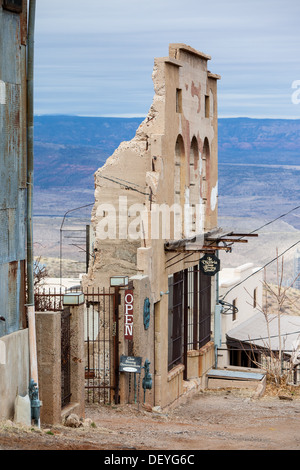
35;286;119;405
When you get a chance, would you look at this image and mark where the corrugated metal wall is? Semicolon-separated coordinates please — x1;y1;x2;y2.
0;2;27;337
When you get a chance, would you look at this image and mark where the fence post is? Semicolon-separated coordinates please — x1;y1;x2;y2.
113;287;120;404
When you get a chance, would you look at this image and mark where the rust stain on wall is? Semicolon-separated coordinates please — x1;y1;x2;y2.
0;3;27;336
191;81;201;113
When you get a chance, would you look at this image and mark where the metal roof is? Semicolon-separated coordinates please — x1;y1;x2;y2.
226;312;300;356
207;368;265;381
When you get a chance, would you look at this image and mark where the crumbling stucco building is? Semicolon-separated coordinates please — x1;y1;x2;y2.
84;44;223;408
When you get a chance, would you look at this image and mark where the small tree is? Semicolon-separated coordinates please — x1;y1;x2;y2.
244;250;300;386
33;256;48;291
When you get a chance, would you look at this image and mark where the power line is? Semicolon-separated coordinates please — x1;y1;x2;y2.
224;328;300;345
249;204;300;234
166;205;300;287
220;239;300;301
224;204;300;247
105;174;146;190
96;174;151;197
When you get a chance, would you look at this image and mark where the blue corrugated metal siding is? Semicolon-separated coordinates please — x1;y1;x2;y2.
0;6;27;338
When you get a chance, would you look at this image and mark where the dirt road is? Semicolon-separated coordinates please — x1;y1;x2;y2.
0;388;299;452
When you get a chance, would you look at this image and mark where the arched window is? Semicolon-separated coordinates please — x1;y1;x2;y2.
202;138;210;201
202;138;210;229
174;135;185;207
174;135;185;238
189;137;200;233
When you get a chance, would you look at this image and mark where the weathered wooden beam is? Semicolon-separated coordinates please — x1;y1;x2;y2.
229;233;258;237
206;238;248;243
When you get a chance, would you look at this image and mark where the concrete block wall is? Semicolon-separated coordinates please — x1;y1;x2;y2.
0;329;29;420
36;305;85;425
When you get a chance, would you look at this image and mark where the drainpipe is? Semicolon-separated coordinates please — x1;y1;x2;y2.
214;250;222;368
26;0;40;425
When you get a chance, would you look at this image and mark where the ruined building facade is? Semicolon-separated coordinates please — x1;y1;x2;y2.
84;44;221;408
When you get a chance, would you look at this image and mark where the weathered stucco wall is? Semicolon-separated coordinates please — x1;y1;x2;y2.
36;306;85;425
0;329;29;420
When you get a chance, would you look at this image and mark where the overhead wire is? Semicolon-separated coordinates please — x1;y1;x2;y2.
220;239;300;301
224;204;300;247
165;205;300;299
96;174;151;197
224;328;300;345
166;204;300;268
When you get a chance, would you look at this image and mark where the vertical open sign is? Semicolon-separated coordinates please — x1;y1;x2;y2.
124;289;134;340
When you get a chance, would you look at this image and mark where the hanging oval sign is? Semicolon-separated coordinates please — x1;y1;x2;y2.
199;253;220;276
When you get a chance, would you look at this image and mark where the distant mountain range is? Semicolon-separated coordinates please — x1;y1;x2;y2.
34;116;300;191
218;118;300;164
32;116;300;282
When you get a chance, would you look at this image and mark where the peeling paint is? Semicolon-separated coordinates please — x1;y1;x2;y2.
0;81;6;105
184;187;190;236
191;81;201;113
0;340;6;365
198;150;203;175
210;181;218;211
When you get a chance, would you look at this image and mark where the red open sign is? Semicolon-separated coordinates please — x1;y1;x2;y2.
124;290;134;340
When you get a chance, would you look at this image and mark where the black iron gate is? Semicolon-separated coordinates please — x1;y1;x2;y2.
168;271;184;371
84;287;119;404
35;286;119;406
168;264;212;377
61;309;71;407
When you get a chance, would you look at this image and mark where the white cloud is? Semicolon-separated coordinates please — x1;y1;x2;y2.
34;0;300;117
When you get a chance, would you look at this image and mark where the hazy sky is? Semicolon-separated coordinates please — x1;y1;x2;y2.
34;0;300;118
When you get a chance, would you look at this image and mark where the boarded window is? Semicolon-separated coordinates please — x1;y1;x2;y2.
205;95;210;118
168;265;212;374
176;89;182;113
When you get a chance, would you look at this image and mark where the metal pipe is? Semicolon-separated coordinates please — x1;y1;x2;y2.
27;0;36;308
26;0;40;426
214;249;222;368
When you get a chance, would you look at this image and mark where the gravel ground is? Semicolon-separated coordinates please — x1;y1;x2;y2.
0;387;300;452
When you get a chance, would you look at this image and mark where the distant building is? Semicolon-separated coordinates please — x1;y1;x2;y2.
218;262;300;384
218;263;263;368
